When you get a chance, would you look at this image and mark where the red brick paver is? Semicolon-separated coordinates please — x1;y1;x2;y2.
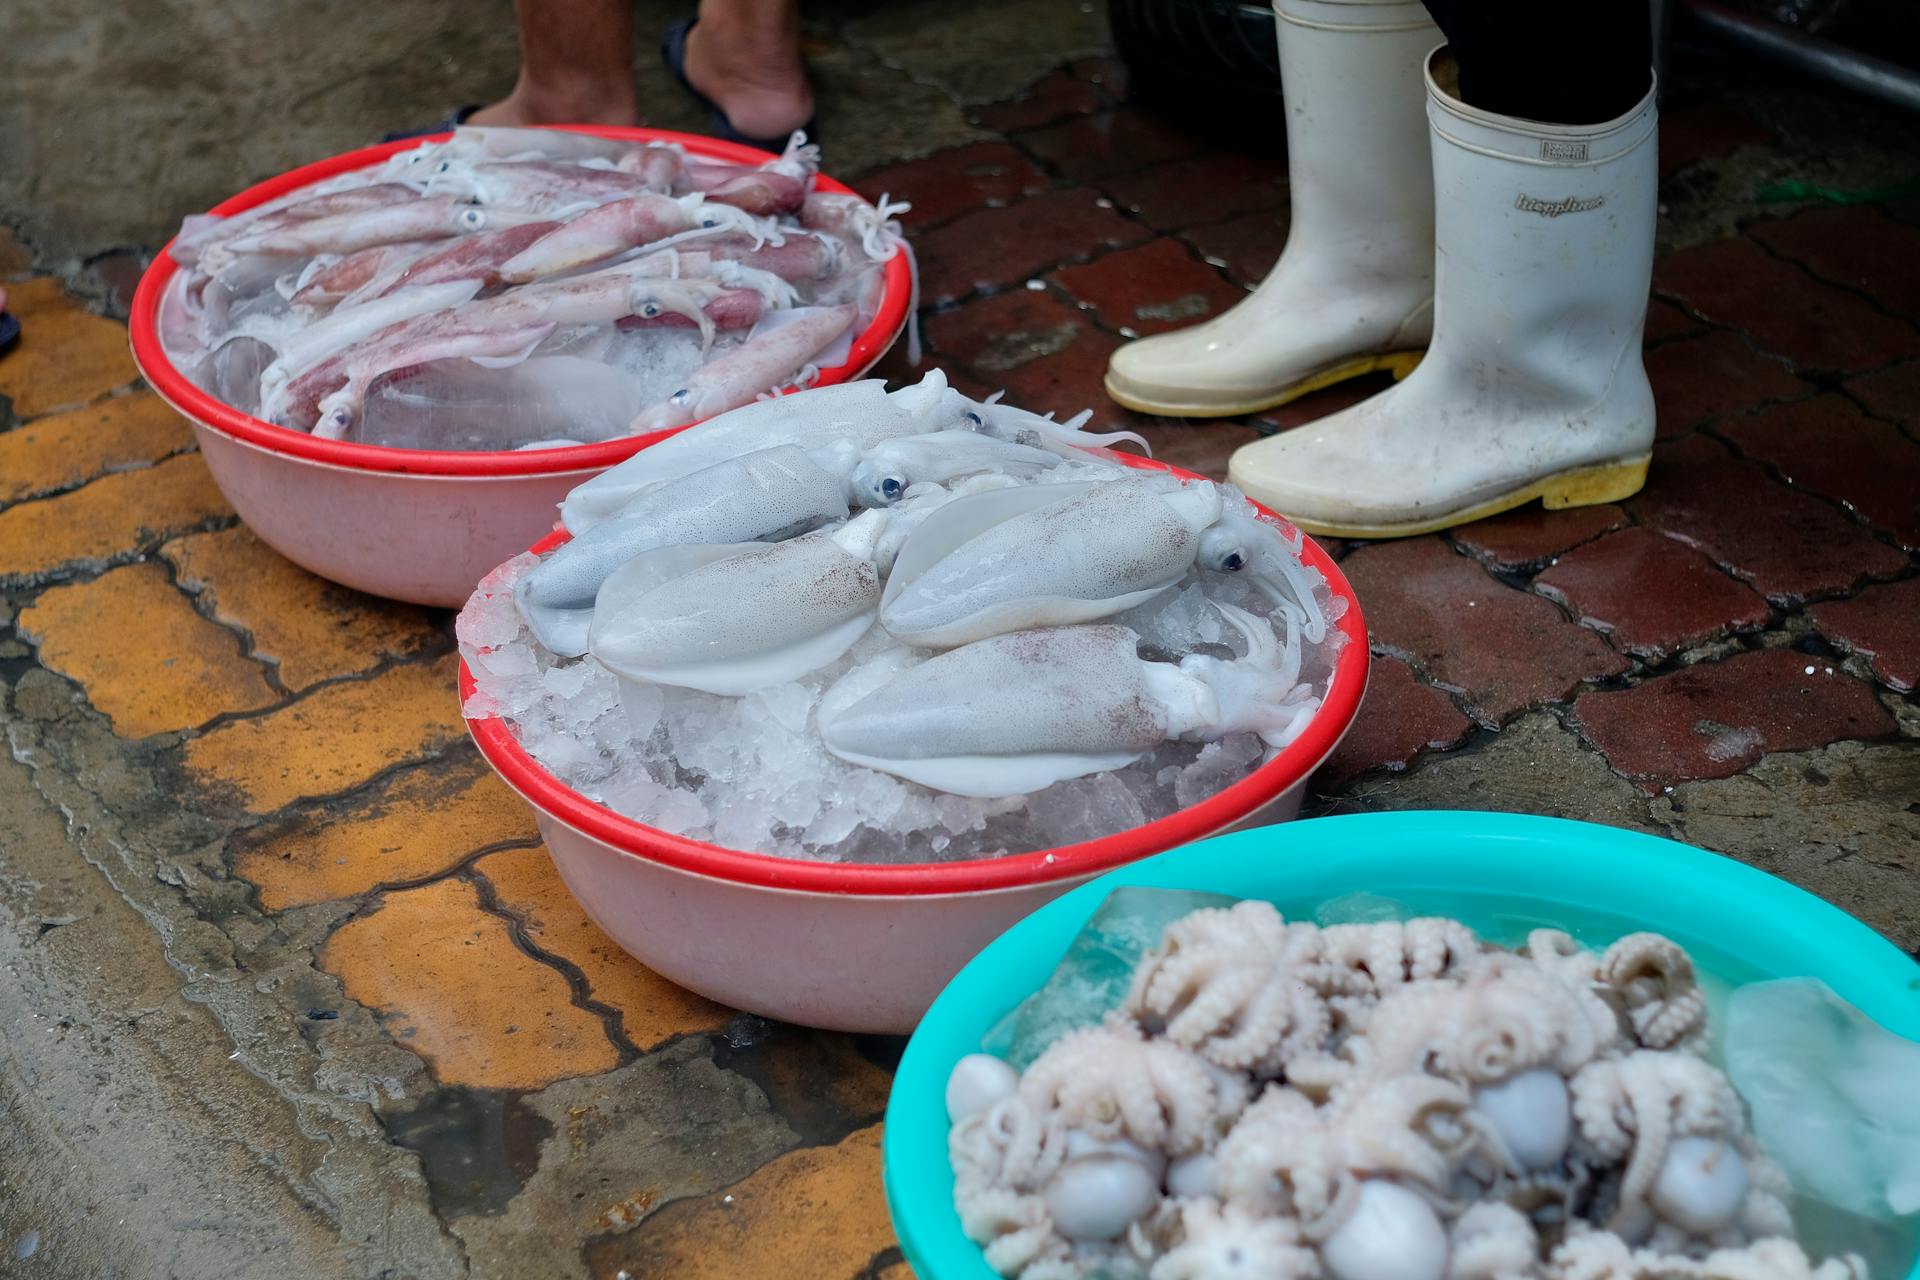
852;142;1049;230
1451;505;1627;573
1318;655;1474;787
1629;436;1908;601
1534;527;1771;660
1654;237;1920;373
1810;578;1920;693
1750;205;1920;322
1342;537;1628;726
916;187;1151;304
1571;648;1895;787
1645;330;1812;439
1718;394;1920;550
1052;238;1247;336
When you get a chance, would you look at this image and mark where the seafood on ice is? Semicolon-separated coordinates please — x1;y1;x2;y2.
158;126;910;451
456;373;1347;862
944;903;1870;1280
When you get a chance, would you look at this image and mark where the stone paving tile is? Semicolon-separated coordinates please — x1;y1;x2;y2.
1015;106;1206;183
161;526;438;690
0;226;29;276
232;751;538;911
583;1125;890;1280
320;877;619;1089
1534;528;1772;661
182;652;464;813
1653;237;1920;373
0;392;195;505
1629;435;1908;602
915;186;1152;304
1717;394;1920;549
852;141;1049;230
1099;150;1287;232
0;277;139;417
1340;537;1628;726
1750;205;1920;322
1657;100;1774;179
17;563;277;738
1451;504;1627;573
1809;577;1920;693
1570;648;1896;787
1324;711;1661;834
1177;208;1287;287
474;845;732;1050
1653;740;1920;951
0;453;232;581
1642;300;1702;345
1846;359;1920;425
1644;330;1811;439
1051;237;1246;337
970;67;1110;133
1316;655;1473;788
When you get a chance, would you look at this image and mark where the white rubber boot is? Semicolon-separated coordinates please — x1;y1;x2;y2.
1104;0;1439;418
1227;49;1659;538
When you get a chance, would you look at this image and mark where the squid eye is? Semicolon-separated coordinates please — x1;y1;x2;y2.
1199;524;1251;574
881;477;905;500
701;217;719;228
964;411;983;426
669;389;691;405
640;301;662;317
459;208;485;229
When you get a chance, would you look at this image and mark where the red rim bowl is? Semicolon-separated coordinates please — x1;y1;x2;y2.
128;125;915;478
461;456;1372;897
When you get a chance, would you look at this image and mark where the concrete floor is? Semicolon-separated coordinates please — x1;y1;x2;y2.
1;0;1918;1276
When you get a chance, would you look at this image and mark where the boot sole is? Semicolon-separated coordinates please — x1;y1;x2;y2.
1105;349;1425;419
1279;453;1653;540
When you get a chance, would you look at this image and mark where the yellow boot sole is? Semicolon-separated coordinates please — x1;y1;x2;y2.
1105;349;1426;419
1275;453;1653;540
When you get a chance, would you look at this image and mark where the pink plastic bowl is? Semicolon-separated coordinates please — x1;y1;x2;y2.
461;460;1371;1033
128;126;914;607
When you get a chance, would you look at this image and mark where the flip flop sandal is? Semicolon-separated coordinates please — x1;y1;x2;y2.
660;18;817;153
382;105;482;145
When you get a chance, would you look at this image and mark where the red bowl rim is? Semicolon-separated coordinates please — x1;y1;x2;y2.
127;125;915;478
461;456;1371;897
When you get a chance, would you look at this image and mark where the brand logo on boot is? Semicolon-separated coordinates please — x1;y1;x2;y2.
1515;194;1605;217
1541;139;1590;162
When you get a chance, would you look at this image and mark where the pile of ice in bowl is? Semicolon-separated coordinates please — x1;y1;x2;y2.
457;373;1348;863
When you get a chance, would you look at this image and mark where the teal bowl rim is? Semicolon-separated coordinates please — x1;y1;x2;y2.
882;810;1920;1279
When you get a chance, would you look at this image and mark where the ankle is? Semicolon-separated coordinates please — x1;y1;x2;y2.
490;74;639;128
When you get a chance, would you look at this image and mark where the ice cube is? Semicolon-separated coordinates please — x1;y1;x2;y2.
983;886;1240;1069
1727;978;1920;1240
1315;891;1413;926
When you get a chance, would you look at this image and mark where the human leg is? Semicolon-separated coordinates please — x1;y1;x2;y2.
1104;0;1441;418
1421;0;1652;124
1226;43;1660;536
469;0;641;128
681;0;813;143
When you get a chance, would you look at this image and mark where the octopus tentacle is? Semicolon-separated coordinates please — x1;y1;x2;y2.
1598;934;1709;1054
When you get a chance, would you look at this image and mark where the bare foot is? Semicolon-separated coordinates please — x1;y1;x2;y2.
682;18;813;141
468;78;640;128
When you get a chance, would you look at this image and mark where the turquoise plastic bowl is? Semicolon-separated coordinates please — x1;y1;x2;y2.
883;811;1920;1279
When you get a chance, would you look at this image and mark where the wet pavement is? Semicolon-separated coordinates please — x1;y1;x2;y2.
2;0;1918;1275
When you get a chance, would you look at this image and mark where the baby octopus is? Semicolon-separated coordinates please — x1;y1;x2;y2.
944;907;1863;1280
